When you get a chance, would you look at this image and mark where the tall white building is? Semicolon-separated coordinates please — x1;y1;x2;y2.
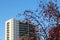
5;18;19;40
5;18;37;40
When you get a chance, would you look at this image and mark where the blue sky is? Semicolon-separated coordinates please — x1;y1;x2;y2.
0;0;39;40
0;0;60;40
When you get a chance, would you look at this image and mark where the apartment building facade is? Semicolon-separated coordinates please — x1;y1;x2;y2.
5;18;36;40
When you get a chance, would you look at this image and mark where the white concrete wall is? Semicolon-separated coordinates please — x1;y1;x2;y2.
14;19;19;40
5;18;19;40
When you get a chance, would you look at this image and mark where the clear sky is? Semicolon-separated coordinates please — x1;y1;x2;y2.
0;0;60;40
0;0;39;40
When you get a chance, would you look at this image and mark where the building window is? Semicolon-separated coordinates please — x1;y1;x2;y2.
7;22;10;40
